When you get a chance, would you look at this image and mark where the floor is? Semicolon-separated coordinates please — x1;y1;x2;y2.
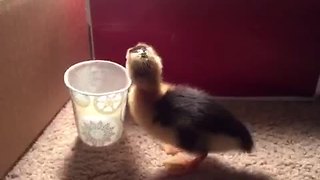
5;100;320;180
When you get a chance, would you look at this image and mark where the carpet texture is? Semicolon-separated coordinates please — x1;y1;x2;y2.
5;100;320;180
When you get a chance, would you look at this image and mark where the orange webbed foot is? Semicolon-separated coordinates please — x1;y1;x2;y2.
163;152;207;176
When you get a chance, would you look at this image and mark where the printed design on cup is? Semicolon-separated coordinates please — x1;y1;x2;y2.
71;91;90;107
94;93;123;114
80;120;117;146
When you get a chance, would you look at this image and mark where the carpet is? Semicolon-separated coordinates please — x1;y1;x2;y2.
5;100;320;180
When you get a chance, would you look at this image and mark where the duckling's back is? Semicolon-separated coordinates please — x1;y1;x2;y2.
154;85;254;153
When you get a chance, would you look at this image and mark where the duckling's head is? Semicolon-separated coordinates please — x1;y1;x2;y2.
126;42;163;90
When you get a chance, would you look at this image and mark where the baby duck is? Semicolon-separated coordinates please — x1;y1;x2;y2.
126;43;254;175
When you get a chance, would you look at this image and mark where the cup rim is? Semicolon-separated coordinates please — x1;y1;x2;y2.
64;60;132;96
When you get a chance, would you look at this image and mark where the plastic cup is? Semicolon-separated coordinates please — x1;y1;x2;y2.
64;60;131;147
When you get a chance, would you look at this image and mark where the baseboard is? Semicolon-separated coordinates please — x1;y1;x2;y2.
315;74;320;97
212;96;315;101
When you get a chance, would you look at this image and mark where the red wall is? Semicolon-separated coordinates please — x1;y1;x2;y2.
90;0;320;97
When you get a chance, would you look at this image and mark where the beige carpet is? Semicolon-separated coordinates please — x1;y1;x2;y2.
5;100;320;180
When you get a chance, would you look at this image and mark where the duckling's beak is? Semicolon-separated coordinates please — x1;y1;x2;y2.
129;45;147;53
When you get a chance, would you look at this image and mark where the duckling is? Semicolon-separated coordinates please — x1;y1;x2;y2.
126;43;254;175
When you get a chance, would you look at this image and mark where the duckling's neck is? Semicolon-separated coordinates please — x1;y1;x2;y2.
135;81;162;100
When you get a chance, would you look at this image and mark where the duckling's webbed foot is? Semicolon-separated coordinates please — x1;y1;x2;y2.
161;143;182;155
163;152;208;176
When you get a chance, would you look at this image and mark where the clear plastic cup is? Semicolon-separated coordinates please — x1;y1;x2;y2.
64;60;131;147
